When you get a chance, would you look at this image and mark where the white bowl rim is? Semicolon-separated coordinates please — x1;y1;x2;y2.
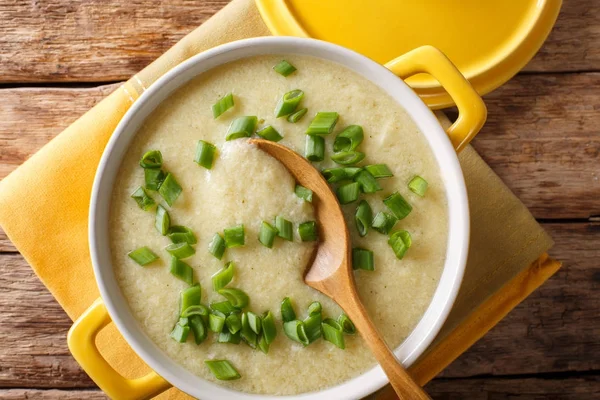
89;36;469;400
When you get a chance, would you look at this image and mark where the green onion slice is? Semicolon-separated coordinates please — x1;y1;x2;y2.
355;200;372;237
169;257;194;284
355;169;382;193
218;328;242;344
218;288;249;308
338;314;357;335
208;233;226;260
322;318;345;349
131;187;156;211
256;125;283;142
352;248;374;271
275;216;293;241
273;60;297;77
307;301;322;316
287;107;307;123
225;313;242;334
371;212;398;234
241;312;258;348
210;300;237;315
165;242;195;259
139;150;163;169
212;261;235;291
408;175;429;197
333;125;364;152
205;360;241;381
144;168;166;191
261;311;277;344
305;135;325;162
167;226;197;244
194;140;217;169
258;333;270;354
383;192;412;220
331;151;365;166
365;164;394;179
336;182;360;205
226;116;257;141
189;315;207;344
303;313;322;343
211;93;234;119
181;304;209;319
155;205;170;235
298;221;318;242
170;322;189;343
209;313;226;333
322;167;362;183
306;112;338;136
294;185;313;202
388;230;412;260
283;320;309;346
180;285;202;315
275;89;304;118
223;224;245;248
280;297;296;322
127;246;158;266
259;221;278;248
247;311;262;335
158;173;182;207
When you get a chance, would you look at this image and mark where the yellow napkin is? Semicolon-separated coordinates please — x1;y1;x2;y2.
0;0;559;398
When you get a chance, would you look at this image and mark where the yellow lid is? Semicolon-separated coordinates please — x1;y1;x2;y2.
256;0;562;108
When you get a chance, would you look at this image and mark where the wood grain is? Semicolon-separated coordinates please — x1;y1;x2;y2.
0;389;106;399
0;0;597;83
0;223;596;388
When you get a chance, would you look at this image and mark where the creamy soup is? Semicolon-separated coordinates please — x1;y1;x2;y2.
110;55;448;395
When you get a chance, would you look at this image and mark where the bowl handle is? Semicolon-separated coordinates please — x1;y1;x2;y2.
67;298;171;400
385;46;487;152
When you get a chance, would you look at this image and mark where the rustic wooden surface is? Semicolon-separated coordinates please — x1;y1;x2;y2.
0;0;598;399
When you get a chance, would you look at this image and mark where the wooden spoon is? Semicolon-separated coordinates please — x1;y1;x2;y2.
249;138;430;400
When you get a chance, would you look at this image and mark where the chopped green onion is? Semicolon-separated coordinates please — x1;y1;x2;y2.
287;107;307;123
225;313;242;334
218;328;241;344
127;246;158;266
331;151;365;166
261;311;277;344
226;116;257;141
281;297;296;322
158;173;182;206
408;175;429;197
189;315;207;344
144;168;166;191
336;182;360;205
298;221;318;242
372;212;398;234
211;93;234;119
210;301;237;315
275;216;293;241
205;360;241;381
383;192;412;220
305;135;325;161
355;170;382;193
273;60;297;77
181;304;209;319
307;301;322;316
338;314;356;334
178;317;189;326
194;140;217;169
167;226;197;244
223;224;245;248
388;230;412;260
258;221;278;248
139;150;163;169
303;313;322;343
169;257;194;284
283;320;309;346
322;318;345;349
131;187;155;211
165;242;195;259
209;313;226;333
155;205;170;235
212;261;235;291
333;125;364;152
322;167;362;183
218;288;249;308
180;285;202;316
294;185;313;202
365;164;394;179
240;312;257;348
306;112;338;136
246;311;262;335
275;89;304;118
256;125;283;142
352;248;374;271
355;200;372;237
208;233;226;260
258;333;270;354
170;322;190;343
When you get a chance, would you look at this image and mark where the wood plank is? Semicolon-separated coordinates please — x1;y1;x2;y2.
1;73;598;219
0;389;105;399
0;228;13;252
0;223;596;387
0;0;597;83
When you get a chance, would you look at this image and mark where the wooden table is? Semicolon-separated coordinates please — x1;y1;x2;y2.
0;1;598;398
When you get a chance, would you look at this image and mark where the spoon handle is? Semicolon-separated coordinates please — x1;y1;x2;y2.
340;291;431;400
